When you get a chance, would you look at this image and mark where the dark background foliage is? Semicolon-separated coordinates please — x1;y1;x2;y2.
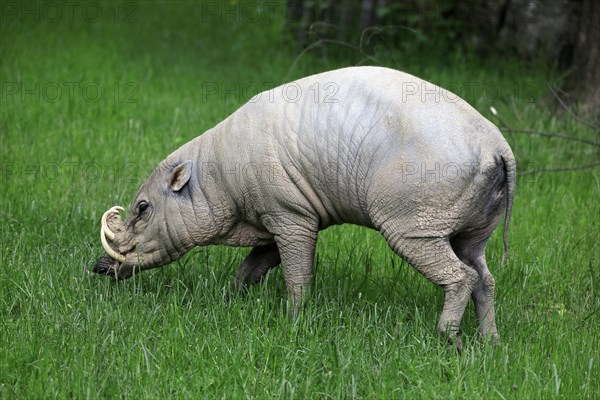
286;0;599;113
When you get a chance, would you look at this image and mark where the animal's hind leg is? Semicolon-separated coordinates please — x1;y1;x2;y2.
384;231;478;351
451;234;499;342
471;257;499;341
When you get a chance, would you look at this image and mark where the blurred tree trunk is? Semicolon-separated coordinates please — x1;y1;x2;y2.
360;0;375;32
285;0;305;49
567;0;600;115
457;0;508;49
337;0;354;40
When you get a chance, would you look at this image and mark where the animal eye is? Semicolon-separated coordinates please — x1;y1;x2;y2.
137;201;149;214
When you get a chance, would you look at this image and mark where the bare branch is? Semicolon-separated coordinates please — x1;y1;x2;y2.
521;160;600;175
500;128;600;147
491;107;599;175
285;24;420;82
285;35;381;82
546;83;599;133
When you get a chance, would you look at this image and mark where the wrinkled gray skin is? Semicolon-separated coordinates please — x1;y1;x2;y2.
95;66;515;350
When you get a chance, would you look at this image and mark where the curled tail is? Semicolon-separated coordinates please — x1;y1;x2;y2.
500;153;516;268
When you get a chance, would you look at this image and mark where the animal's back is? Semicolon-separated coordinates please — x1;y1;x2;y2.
215;66;510;231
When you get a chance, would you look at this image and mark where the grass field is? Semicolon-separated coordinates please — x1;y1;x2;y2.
1;1;598;398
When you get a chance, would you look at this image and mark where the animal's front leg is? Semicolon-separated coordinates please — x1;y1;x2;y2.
272;227;318;317
235;243;281;286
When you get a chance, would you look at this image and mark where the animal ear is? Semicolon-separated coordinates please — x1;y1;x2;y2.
167;160;193;192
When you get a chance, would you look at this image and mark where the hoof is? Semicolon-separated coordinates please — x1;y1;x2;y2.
482;332;500;346
445;335;463;354
439;323;463;353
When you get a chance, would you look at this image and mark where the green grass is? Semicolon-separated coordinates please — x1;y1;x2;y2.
1;1;598;398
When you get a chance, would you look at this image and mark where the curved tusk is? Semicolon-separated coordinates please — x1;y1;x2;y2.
101;206;124;240
101;225;127;263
